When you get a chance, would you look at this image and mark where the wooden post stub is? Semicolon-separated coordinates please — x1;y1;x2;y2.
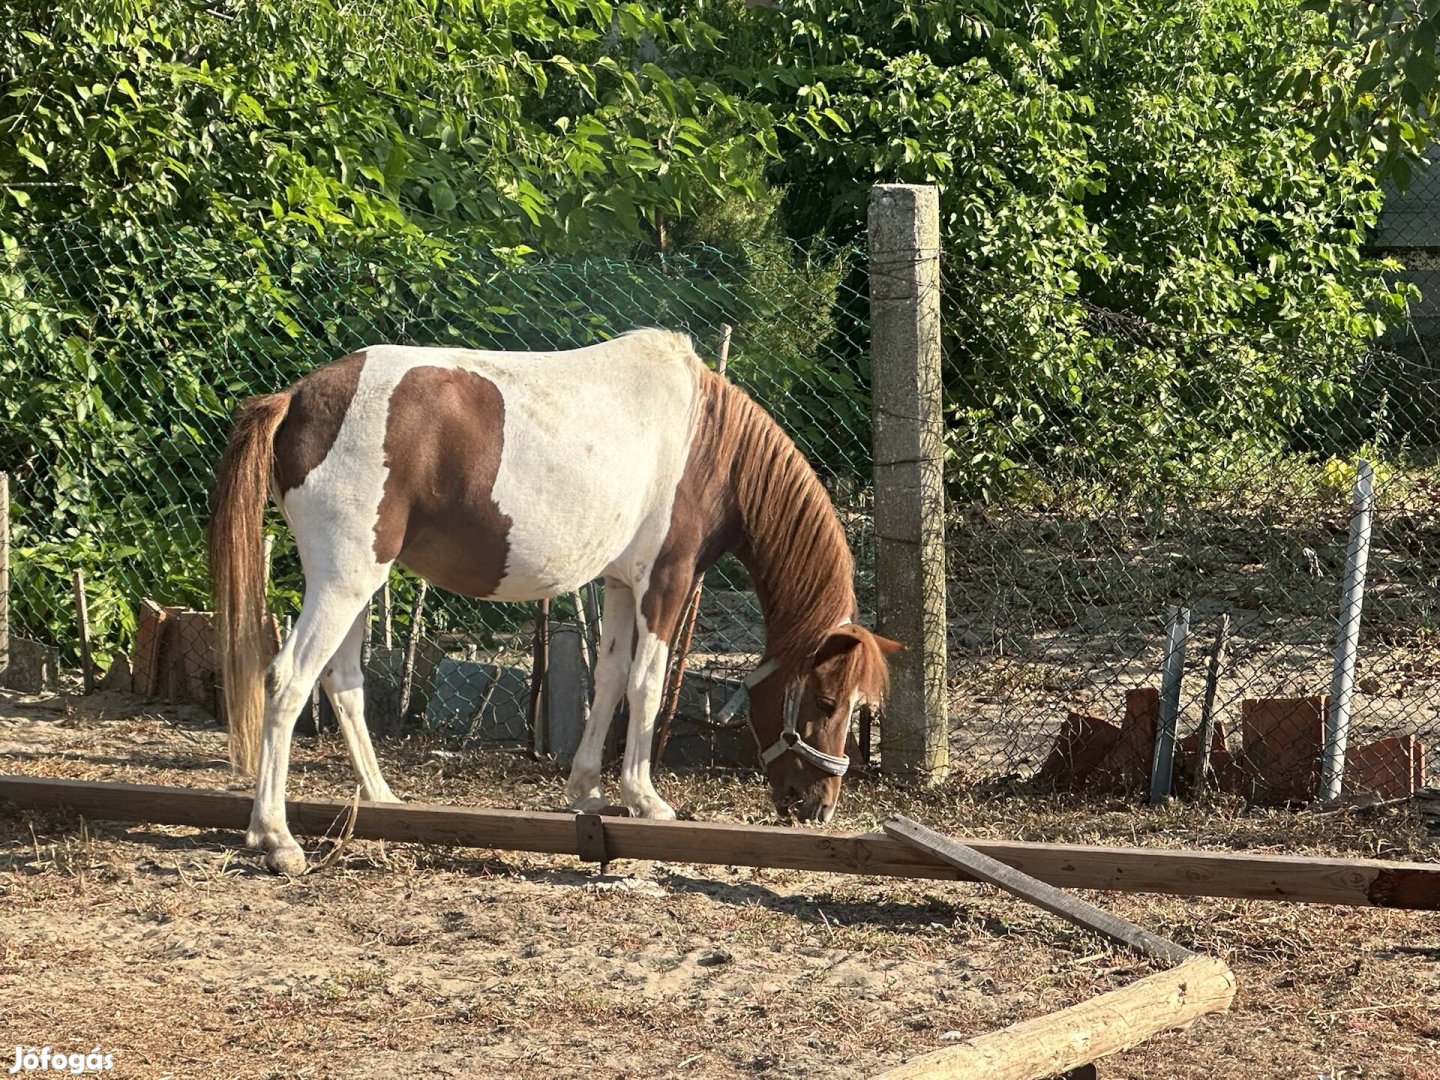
530;597;550;757
398;580;428;720
1193;614;1230;791
575;812;609;869
72;569;93;694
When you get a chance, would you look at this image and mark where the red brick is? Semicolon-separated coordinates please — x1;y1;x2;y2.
1036;712;1121;785
1240;696;1326;801
1097;687;1159;785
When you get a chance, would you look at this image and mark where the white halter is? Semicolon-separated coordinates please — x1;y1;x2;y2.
712;623;858;778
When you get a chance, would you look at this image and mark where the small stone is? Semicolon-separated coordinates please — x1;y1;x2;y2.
697;949;732;967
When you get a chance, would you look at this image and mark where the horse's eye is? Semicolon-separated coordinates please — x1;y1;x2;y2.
813;695;836;713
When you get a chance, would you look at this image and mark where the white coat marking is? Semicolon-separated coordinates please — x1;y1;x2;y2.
281;330;704;600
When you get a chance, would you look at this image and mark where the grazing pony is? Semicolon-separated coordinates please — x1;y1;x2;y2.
210;329;899;874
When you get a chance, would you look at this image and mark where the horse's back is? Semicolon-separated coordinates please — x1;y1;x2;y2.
273;331;706;599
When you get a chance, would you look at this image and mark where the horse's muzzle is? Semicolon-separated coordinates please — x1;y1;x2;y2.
775;790;837;825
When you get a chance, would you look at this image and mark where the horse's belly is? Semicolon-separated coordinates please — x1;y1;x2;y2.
392;489;636;601
488;475;665;599
483;361;696;599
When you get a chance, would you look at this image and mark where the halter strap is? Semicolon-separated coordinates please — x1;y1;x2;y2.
712;622;856;778
755;685;855;777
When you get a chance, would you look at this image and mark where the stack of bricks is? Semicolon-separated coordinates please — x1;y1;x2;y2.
1038;689;1426;802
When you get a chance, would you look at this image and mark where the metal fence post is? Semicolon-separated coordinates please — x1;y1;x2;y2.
1322;460;1375;803
869;184;949;782
1149;606;1190;805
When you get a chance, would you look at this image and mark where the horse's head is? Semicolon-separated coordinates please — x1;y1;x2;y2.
748;625;903;823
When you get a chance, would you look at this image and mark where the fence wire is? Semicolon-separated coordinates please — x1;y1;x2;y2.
4;223;1438;801
941;262;1440;799
0;224;870;767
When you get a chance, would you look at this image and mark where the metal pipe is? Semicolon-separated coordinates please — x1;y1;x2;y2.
1149;605;1189;805
1322;460;1375;803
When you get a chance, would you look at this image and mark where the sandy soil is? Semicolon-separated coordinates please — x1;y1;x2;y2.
1;688;1438;1079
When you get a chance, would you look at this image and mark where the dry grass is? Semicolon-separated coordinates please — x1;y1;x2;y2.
1;688;1438;1078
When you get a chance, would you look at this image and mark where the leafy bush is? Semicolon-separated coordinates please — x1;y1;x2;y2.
697;0;1413;497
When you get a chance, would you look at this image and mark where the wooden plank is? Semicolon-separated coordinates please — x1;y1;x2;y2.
1;776;1437;907
884;816;1193;964
1035;713;1120;786
872;955;1236;1080
1347;735;1420;801
159;609;220;715
1101;687;1158;781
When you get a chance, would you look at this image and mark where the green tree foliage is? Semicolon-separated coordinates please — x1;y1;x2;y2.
1293;0;1440;188
0;0;773;249
0;0;1426;654
698;0;1412;497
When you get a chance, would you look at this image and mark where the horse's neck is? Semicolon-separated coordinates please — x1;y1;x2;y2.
695;371;856;674
732;495;856;674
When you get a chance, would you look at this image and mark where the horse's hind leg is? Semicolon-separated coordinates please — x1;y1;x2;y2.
322;609;398;804
564;578;636;811
245;578;380;874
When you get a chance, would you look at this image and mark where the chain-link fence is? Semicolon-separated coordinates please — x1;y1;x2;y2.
0;224;871;767
3;222;1438;801
941;262;1440;800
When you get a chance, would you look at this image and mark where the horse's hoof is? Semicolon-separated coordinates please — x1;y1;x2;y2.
628;795;677;821
264;845;308;876
570;795;609;813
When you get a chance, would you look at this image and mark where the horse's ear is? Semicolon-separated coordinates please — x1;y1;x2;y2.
873;634;905;656
812;627;863;668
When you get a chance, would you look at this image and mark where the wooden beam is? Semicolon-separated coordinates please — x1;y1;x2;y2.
884;816;1193;964
872;954;1236;1080
0;775;1436;909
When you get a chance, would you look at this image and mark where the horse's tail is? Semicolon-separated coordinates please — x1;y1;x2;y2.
210;392;290;775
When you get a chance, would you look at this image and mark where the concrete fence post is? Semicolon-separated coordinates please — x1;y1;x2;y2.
869;184;949;782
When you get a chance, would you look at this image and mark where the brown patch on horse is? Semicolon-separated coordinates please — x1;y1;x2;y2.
638;366;743;639
272;352;366;494
374;366;513;597
652;367;860;684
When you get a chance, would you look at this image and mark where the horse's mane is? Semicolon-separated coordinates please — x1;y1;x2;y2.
695;368;861;684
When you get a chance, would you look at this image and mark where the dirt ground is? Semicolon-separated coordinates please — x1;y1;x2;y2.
1;688;1438;1080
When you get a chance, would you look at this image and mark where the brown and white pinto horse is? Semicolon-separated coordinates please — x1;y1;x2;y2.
211;329;899;874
